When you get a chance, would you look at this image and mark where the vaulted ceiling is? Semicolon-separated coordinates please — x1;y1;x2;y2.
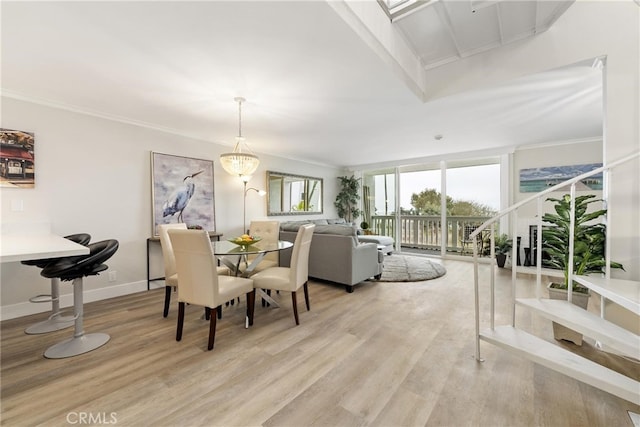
1;1;600;169
383;0;573;71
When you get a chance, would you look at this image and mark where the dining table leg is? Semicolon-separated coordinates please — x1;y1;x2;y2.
217;253;280;308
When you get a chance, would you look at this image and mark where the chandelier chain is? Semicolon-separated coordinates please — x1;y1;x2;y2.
238;98;243;138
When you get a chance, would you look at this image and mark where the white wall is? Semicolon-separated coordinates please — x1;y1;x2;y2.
419;0;640;280
0;97;341;319
338;0;638;280
413;0;639;331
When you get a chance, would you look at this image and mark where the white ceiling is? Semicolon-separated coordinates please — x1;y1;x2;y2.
387;0;573;70
0;1;601;169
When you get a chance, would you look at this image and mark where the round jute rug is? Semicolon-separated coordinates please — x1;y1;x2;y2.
373;254;446;282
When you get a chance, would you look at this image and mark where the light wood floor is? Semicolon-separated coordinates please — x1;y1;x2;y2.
2;259;638;426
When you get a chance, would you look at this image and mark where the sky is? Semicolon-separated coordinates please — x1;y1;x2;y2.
373;164;500;215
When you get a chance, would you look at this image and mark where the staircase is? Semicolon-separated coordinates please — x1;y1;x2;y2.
471;151;640;406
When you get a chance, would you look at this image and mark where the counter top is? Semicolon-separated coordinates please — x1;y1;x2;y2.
0;233;89;263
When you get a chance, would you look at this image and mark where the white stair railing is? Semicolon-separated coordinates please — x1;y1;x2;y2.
472;150;640;362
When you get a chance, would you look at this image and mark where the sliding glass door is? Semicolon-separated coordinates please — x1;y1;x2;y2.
398;164;441;254
362;157;501;257
362;169;396;238
445;161;500;256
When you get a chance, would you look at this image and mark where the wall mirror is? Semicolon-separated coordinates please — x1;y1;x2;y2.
267;171;323;216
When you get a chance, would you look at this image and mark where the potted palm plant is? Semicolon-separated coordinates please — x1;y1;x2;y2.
494;233;512;268
542;194;624;344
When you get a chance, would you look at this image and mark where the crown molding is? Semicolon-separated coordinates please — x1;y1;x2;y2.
1;89;339;170
1;88;233;147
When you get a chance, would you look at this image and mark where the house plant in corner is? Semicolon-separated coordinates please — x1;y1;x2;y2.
360;221;372;235
542;194;624;345
494;233;512;268
334;175;361;224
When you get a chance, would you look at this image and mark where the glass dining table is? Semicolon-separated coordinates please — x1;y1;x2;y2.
213;240;293;307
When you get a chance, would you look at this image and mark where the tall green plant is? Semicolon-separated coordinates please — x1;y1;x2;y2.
542;194;623;291
494;233;512;255
334;175;361;223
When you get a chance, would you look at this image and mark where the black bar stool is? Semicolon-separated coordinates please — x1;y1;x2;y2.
40;239;119;358
21;233;91;334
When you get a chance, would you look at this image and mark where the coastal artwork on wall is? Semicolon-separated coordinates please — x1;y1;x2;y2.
151;152;216;237
519;163;603;193
0;128;35;188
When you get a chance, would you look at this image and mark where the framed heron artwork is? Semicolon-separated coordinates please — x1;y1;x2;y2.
151;152;216;237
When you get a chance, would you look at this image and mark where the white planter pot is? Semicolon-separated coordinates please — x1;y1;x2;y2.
547;283;590;346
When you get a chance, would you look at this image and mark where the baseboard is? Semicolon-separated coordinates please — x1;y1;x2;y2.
0;280;163;321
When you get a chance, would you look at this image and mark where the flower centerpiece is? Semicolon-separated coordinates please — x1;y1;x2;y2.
228;234;261;249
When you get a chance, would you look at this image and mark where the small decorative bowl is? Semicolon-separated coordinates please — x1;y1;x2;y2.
228;236;261;249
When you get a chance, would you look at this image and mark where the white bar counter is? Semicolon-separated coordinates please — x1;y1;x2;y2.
0;224;89;263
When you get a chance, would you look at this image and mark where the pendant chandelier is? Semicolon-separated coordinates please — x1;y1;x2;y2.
219;97;260;179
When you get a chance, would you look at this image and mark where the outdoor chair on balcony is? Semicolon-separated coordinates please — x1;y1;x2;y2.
461;224;483;255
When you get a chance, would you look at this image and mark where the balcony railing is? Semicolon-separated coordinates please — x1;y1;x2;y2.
370;214;492;254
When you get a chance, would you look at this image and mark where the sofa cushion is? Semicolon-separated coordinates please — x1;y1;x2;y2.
280;221;359;245
358;234;394;255
358;235;394;246
314;224;355;236
280;219;350;232
327;218;347;224
280;221;310;232
317;224;358;245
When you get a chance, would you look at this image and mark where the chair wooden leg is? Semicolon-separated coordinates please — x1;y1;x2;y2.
207;307;217;350
246;290;255;326
217;306;222;319
291;291;299;325
303;282;310;311
163;286;172;317
176;302;185;341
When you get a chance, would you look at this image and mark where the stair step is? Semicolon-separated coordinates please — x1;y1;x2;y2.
516;298;640;359
515;266;564;278
480;326;640;405
573;276;640;315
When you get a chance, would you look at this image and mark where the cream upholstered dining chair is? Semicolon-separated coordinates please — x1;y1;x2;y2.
250;223;315;325
158;223;229;317
168;228;255;350
158;223;186;317
242;220;280;275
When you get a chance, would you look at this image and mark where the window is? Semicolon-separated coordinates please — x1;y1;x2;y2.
361;157;501;257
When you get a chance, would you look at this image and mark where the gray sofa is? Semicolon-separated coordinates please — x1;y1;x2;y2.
358;234;394;255
279;219;383;292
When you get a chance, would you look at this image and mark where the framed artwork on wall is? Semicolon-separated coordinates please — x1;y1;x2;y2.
0;128;35;188
151;152;216;237
519;163;603;193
